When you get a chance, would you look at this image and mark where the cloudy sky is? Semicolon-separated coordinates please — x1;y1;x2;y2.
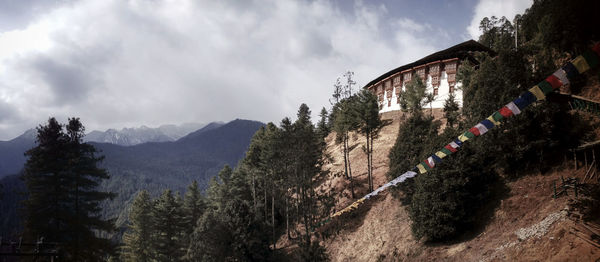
0;0;531;140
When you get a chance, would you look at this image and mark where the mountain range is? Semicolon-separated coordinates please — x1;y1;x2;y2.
84;122;216;146
0;119;264;237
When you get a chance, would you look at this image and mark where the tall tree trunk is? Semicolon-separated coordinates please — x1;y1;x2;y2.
252;172;257;214
369;132;375;191
272;189;276;250
342;138;349;178
346;132;355;198
264;179;268;223
366;129;372;192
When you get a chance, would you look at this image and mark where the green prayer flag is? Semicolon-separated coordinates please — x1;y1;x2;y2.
441;147;453;155
582;50;600;69
464;131;475;139
538;80;553;95
492;111;504;122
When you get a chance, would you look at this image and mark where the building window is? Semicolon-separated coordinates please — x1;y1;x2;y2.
449;85;454;93
433;88;438;96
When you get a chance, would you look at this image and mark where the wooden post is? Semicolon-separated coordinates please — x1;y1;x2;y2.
574;151;578;170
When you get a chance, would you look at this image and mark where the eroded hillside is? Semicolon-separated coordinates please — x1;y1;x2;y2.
299;112;600;261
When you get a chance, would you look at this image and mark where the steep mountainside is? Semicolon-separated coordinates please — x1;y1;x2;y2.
292;114;600;261
0;129;36;178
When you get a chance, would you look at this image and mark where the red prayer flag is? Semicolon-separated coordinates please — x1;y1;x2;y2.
445;144;457;153
469;126;480;136
545;75;562;89
424;159;434;169
593;43;600;57
499;106;514;118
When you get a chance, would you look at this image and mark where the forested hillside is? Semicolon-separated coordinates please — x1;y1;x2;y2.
0;119;263;239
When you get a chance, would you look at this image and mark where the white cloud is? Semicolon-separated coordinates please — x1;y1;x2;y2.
467;0;533;39
0;0;439;140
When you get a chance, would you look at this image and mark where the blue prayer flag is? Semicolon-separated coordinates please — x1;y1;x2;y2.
562;62;579;80
513;96;529;110
481;119;494;129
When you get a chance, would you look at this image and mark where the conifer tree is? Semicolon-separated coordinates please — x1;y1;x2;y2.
187;166;270;261
399;75;431;113
152;189;185;261
22;117;115;261
331;97;359;197
292;104;329;255
443;92;460;129
355;90;383;191
122;190;154;262
182;180;204;240
317;107;330;139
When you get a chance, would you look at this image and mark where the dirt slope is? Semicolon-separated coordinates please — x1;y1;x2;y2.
311;115;600;261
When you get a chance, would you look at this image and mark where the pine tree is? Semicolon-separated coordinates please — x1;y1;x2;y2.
317;107;330;139
122;190;154;262
399;75;431;113
22;117;116;261
331;97;359;197
292;104;329;256
152;189;185;261
355;90;383;191
182;181;204;241
443;92;460;129
186;166;270;261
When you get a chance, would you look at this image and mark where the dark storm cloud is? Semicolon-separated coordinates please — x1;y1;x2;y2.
0;0;79;31
29;55;99;103
1;0;488;140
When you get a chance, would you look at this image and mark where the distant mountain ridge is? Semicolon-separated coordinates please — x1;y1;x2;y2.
84;122;211;146
0;119;265;237
0;121;226;178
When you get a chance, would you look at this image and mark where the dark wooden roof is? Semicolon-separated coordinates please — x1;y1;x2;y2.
363;40;494;88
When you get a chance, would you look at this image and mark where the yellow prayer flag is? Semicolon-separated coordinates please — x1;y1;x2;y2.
487;115;501;126
572;56;590;74
435;151;447;159
458;134;469;142
529;85;546;101
417;164;427;174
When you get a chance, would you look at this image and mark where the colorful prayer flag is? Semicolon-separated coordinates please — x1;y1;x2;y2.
492;111;504;123
426;156;436;167
417;163;427;174
562;62;579;80
552;69;569;86
435;151;447;159
582;50;599;69
453;139;463;146
458;134;469;142
513;94;532;110
421;161;432;171
593;43;600;57
529;85;546;101
445;144;457;153
499;106;513;118
545;75;562;89
481;119;494;129
475;123;489;135
441;147;453;155
572;55;590;73
506;101;521;115
469;126;480;136
487;115;500;126
537;80;554;95
431;154;442;163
